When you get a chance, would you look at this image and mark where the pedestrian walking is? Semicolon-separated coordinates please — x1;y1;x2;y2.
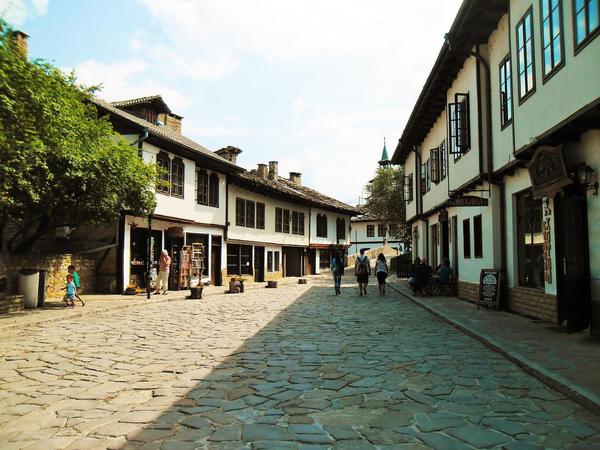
64;274;76;307
67;265;85;306
331;252;345;295
375;253;389;295
158;249;171;295
355;248;371;296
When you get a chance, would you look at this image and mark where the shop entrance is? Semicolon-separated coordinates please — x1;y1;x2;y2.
283;247;303;277
254;246;265;282
556;188;591;333
441;220;450;261
130;229;162;289
451;216;459;278
211;236;222;286
166;234;184;290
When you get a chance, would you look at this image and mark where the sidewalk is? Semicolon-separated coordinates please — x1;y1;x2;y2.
388;278;600;416
0;275;323;334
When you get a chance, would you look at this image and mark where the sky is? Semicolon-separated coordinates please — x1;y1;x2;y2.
1;0;463;205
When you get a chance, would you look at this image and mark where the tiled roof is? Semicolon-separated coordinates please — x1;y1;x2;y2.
232;171;358;215
111;95;173;113
92;97;239;171
351;210;385;222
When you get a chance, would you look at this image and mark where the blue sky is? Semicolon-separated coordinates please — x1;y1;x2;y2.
1;0;463;204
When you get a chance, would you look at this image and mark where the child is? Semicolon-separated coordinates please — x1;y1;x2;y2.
65;274;76;307
67;265;85;306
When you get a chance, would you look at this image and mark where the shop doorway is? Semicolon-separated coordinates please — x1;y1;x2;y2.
307;249;316;275
441;220;450;261
451;216;459;278
166;235;184;290
556;188;591;333
283;247;303;277
254;246;265;282
130;228;162;289
211;236;222;286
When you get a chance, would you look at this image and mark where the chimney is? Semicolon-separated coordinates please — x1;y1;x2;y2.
268;161;278;180
215;146;242;165
257;163;268;178
159;113;182;133
11;30;29;58
289;172;302;185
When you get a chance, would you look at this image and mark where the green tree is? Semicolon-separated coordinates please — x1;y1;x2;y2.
364;165;408;241
0;23;158;253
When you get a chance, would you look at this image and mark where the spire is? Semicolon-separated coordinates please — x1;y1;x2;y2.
378;137;391;167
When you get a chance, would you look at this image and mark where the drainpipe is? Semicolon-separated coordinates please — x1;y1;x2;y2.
131;128;149;152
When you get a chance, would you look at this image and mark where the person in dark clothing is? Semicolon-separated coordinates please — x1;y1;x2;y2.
413;257;433;294
407;257;421;293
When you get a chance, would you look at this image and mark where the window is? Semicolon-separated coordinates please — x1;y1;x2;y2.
404;173;414;202
316;214;328;238
389;223;398;237
516;189;544;288
292;211;299;234
541;0;564;78
499;55;513;127
319;250;331;269
274;251;280;271
275;207;283;232
283;209;290;233
156;152;170;194
430;148;440;184
463;219;471;258
448;93;470;156
574;0;600;49
425;160;431;192
367;224;375;237
227;244;254;276
256;203;265;229
246;201;255;228
171;158;184;197
431;224;439;269
440;141;447;180
378;224;387;237
236;198;245;227
474;215;483;258
517;9;536;101
299;213;305;235
420;163;426;193
196;170;208;205
267;251;273;272
336;218;346;240
209;174;219;207
240;245;252;275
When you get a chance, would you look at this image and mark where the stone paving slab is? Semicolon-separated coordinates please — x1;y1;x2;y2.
388;279;600;416
1;275;600;448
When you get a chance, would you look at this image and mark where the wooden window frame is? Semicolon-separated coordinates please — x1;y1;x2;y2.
367;224;375;237
299;212;305;236
274;251;280;271
430;148;440;184
499;55;513;128
573;0;600;54
463;218;471;259
267;251;273;272
156;152;171;194
474;214;483;258
448;93;471;157
170;157;184;198
440;141;447;181
275;207;283;232
336;218;346;240
236;197;246;227
196;169;208;205
208;173;219;207
516;8;537;103
540;0;565;82
246;200;256;228
405;173;414;202
291;211;299;234
256;202;265;229
377;224;387;237
283;209;291;234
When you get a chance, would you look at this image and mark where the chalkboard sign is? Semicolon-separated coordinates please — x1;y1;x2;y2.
478;269;502;310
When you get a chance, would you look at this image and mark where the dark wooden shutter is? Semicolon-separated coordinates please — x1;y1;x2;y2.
430;148;440;184
455;93;470;152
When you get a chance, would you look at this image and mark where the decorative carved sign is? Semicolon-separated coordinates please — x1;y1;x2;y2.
447;196;488;207
478;269;502;310
543;202;552;284
528;145;572;199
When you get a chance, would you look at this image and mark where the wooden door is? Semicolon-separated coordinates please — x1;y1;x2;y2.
254;246;265;282
556;189;591;333
211;236;222;286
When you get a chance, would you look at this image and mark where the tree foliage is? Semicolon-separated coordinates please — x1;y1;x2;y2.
0;23;158;253
364;165;408;241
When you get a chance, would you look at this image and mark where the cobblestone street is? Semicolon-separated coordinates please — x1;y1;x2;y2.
1;278;600;449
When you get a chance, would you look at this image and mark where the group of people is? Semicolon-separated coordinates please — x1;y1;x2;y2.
407;257;452;295
63;265;85;307
331;248;389;296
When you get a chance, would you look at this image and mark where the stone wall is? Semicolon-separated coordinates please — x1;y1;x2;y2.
508;287;557;323
0;254;96;300
458;280;479;303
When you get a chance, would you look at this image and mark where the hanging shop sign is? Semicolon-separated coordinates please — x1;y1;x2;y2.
478;269;503;310
528;145;572;199
447;196;488;207
543;201;552;283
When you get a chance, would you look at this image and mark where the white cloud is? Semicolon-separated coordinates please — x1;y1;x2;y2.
69;59;190;111
0;0;48;25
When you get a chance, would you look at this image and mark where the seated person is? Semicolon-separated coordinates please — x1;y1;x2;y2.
412;257;432;294
434;258;452;290
407;257;421;290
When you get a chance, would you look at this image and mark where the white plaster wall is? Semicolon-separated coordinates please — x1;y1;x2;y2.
139;141;226;225
227;185;309;247
511;0;600;151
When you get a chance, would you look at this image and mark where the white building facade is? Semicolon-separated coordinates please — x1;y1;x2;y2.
349;213;405;255
393;0;600;334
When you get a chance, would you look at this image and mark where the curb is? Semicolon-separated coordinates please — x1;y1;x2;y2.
387;282;600;417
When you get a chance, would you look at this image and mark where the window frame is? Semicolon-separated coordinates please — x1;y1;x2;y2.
256;202;265;230
208;173;219;207
405;173;414;202
540;0;565;82
430;148;440;184
291;211;299;234
499;54;514;129
170;157;185;198
474;214;483;258
336;218;346;240
448;93;471;158
156;152;171;195
275;207;283;232
377;224;387;237
274;251;280;271
516;188;545;289
366;224;375;237
196;169;208;205
463;218;471;259
516;8;537;103
572;0;600;53
236;197;246;227
440;141;447;181
245;200;256;228
299;213;305;236
267;251;273;272
316;214;328;238
283;209;291;233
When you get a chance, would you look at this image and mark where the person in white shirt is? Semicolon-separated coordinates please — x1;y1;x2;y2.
375;253;389;295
